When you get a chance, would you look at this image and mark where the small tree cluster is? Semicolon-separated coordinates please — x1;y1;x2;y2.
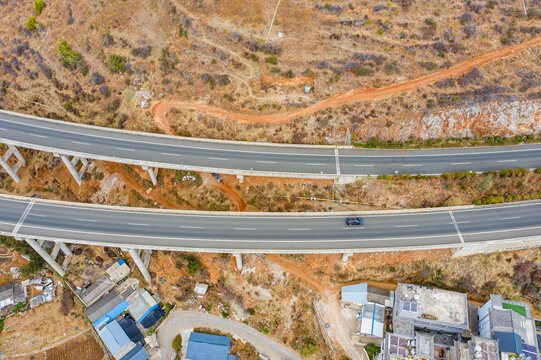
178;24;188;38
172;334;182;352
58;41;84;70
34;0;45;15
107;55;126;73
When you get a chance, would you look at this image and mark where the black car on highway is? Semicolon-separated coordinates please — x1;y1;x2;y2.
345;217;364;226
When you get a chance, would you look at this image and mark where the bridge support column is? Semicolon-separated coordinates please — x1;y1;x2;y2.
342;252;353;263
128;248;152;283
50;242;73;270
234;253;243;270
59;155;88;186
24;238;66;277
142;166;158;186
0;145;25;183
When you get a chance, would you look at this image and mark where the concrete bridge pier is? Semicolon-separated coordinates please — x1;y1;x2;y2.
0;144;25;183
142;166;159;186
59;155;89;186
22;238;67;277
234;253;243;270
128;248;152;283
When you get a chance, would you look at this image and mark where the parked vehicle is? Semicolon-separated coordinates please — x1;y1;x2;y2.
210;173;222;182
345;217;364;226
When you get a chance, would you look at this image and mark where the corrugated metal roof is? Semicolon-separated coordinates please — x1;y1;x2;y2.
140;306;164;329
119;344;148;360
117;315;144;344
81;275;115;306
494;331;523;354
360;302;385;338
86;290;123;323
92;300;128;328
341;283;368;305
186;332;231;360
127;289;157;322
98;320;131;355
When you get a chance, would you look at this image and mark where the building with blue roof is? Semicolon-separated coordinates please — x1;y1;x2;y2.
99;321;131;356
478;295;539;360
97;320;149;360
119;344;148;360
186;332;237;360
494;332;523;354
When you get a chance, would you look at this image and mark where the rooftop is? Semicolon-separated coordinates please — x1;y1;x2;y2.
98;320;131;356
186;332;232;360
86;290;123;324
395;283;468;328
126;289;158;323
106;259;131;283
471;336;499;360
360;302;385;338
80;275;115;306
342;283;368;305
341;283;393;306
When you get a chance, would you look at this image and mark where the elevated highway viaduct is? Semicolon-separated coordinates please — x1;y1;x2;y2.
1;110;540;185
1;195;540;282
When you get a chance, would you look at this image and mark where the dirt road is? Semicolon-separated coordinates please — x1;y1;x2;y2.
148;113;249;211
157;310;302;360
201;173;247;211
151;36;541;124
266;255;369;360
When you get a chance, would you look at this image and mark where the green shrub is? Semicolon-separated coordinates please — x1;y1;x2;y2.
186;255;200;274
300;338;318;358
178;23;188;38
535;168;541;174
365;344;381;360
26;17;38;31
58;41;82;69
477;174;493;192
247;308;256;315
107;55;126;73
364;138;379;148
444;196;463;206
221;75;230;86
266;56;278;65
34;0;45;15
270;66;281;73
424;18;437;29
281;69;295;78
172;334;182;352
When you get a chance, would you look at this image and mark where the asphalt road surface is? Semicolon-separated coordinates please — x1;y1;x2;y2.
1;195;540;252
1;110;541;178
157;310;301;360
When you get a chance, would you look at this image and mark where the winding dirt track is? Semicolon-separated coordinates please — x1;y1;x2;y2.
151;36;541;125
